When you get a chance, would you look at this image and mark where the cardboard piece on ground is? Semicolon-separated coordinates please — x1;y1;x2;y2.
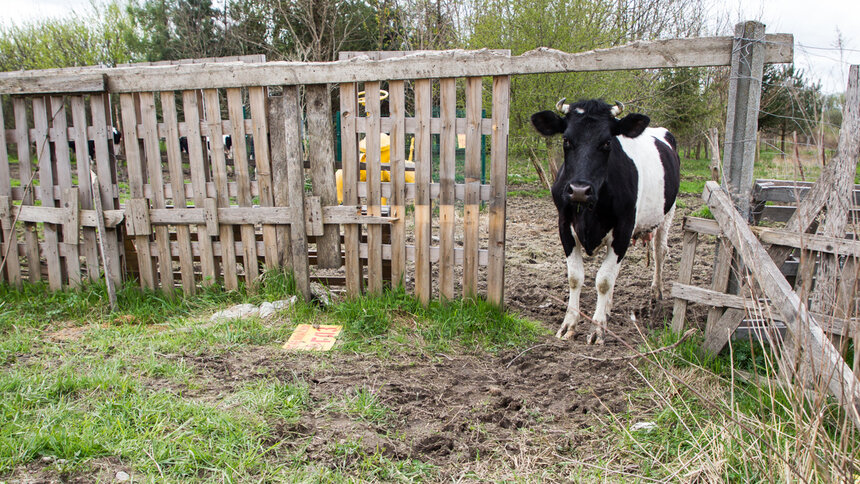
283;324;342;351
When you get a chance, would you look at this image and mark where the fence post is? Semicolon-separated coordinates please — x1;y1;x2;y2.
722;20;766;221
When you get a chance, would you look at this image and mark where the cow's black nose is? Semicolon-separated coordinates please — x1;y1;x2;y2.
568;184;591;202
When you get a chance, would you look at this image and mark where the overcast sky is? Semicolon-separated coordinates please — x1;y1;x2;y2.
0;0;858;93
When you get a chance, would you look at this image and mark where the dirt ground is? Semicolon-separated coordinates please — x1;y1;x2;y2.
7;188;719;482
179;190;714;477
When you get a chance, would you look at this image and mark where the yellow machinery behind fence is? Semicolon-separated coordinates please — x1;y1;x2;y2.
335;89;415;205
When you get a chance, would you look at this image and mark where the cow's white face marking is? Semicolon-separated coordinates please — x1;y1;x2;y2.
574;107;585;114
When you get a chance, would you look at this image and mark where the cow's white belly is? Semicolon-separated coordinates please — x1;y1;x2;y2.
617;127;671;234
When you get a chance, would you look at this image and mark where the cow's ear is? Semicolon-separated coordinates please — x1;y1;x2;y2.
531;111;566;136
613;114;650;138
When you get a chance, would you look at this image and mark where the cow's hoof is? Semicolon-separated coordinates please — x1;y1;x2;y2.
585;329;605;346
556;323;574;340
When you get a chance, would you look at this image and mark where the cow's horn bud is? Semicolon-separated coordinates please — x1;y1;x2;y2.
555;98;570;114
610;101;624;117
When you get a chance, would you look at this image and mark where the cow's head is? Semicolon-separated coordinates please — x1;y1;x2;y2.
531;99;649;207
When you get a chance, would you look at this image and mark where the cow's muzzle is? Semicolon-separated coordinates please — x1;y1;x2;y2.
567;183;593;203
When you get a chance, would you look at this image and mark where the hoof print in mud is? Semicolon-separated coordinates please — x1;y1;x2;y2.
414;434;455;457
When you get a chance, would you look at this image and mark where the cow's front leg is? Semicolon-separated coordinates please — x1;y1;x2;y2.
557;244;584;340
588;245;623;345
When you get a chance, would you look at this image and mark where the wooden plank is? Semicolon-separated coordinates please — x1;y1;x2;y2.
12;98;40;283
671;282;856;337
0;72;104;95
0;98;21;286
703;236;734;349
9;34;795;93
354;117;494;137
339;83;361;296
365;81;383;293
438;78;456;300
32;97;62;290
388;80;406;288
704;181;860;429
671;230;699;334
162;91;196;294
70;96;99;282
203;89;238;291
182;89;217;285
91;171;117;310
119;93;155;289
145;205;394;226
463;77;482;298
249;87;278;269
227;87;259;287
414;79;432;304
305;84;341;269
810;66;860;321
487;75;510;306
282;86;311;300
89;94;123;287
267;93;293;269
140;92;175;291
50;96;80;287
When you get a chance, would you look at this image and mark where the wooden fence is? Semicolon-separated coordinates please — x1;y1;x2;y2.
0;25;793;306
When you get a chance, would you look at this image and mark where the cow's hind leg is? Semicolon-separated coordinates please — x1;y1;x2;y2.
651;205;675;300
558;244;584;340
588;245;623;345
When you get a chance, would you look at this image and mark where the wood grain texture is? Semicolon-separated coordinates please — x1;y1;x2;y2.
140;92;175;291
162;91;196;293
33;97;63;289
203;89;238;291
89;94;123;287
50;96;81;287
704;181;860;429
0;35;792;93
267;93;293;269
671;230;699;334
414;79;432;304
12;98;40;282
120;93;155;288
0;98;21;286
282;86;311;299
388;80;406;287
339;83;361;296
438;78;456;300
463;77;482;298
305;84;342;269
181;90;217;285
487;75;510;306
364;81;383;293
227;87;259;287
248;87;278;269
69;96;99;282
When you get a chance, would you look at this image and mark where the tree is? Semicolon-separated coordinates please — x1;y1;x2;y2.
758;65;822;154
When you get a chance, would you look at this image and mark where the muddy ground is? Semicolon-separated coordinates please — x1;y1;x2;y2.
9;189;720;482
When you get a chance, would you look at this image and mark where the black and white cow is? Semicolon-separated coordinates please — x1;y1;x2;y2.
67;127;122;160
531;99;680;345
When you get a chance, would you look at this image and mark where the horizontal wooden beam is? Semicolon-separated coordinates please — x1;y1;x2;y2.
671;282;855;336
0;34;794;94
9;205;123;228
683;216;860;256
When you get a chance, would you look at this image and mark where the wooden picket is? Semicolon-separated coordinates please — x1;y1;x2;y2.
0;51;517;305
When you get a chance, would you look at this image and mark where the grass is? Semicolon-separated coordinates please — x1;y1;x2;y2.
0;271;544;481
588;325;860;482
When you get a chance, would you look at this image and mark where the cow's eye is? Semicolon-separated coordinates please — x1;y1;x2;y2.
563;138;572;149
599;140;611;152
